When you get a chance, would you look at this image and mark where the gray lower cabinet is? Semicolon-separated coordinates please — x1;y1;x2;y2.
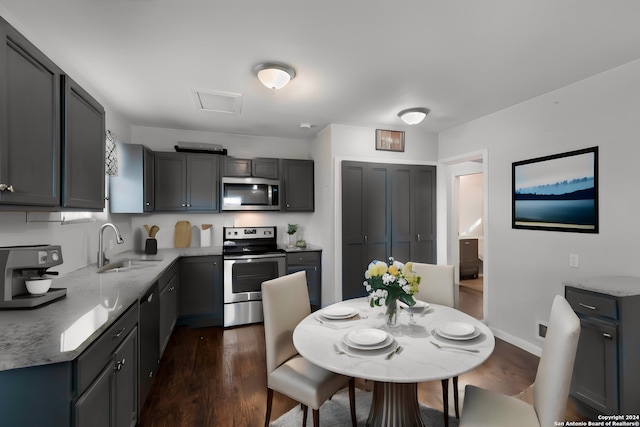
341;161;436;299
155;152;219;212
282;159;314;212
287;250;321;311
159;261;179;357
74;304;139;427
109;143;154;213
565;286;640;415
178;256;223;327
61;75;106;210
0;17;61;207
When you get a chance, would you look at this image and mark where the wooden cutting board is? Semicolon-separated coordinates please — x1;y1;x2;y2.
174;221;192;248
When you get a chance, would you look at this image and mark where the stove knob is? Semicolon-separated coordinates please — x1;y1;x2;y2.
51;252;59;262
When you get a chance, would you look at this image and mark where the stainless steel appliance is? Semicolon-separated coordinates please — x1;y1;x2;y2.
223;226;285;327
221;177;280;211
0;245;66;309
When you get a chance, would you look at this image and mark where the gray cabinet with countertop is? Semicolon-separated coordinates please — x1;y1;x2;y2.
74;303;138;427
177;255;223;327
286;248;322;311
564;278;640;416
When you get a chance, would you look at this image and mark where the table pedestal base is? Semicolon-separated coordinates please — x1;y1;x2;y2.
366;381;424;427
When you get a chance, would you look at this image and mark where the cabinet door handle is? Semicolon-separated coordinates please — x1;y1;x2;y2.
417;234;421;242
0;184;15;192
603;333;613;339
113;327;126;338
181;203;186;207
364;235;368;244
147;293;153;303
114;358;126;371
579;302;597;311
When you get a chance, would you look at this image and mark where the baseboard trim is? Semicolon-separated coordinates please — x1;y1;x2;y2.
490;327;543;357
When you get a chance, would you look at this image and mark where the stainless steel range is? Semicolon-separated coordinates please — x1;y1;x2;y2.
222;226;285;327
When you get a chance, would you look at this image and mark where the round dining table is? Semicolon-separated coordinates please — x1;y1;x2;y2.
292;297;495;427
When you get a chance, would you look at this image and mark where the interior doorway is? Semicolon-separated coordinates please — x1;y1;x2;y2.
458;173;484;292
443;153;487;320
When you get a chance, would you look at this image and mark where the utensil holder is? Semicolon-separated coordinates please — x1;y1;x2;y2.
145;238;157;255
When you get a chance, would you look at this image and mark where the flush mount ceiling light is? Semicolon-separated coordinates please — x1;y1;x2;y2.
254;62;296;89
398;107;430;125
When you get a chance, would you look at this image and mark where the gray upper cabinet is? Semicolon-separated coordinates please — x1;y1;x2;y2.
61;75;106;210
341;161;436;300
0;17;61;207
223;156;279;179
282;159;314;212
0;17;105;211
109;143;154;213
154;152;219;212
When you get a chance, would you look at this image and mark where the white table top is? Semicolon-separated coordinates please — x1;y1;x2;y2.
293;297;495;383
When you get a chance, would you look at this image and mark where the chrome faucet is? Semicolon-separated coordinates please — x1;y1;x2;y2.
98;223;124;268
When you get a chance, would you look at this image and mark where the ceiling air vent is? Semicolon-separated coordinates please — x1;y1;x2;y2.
191;89;242;114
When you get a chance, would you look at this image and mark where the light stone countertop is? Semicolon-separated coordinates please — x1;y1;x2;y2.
563;276;640;297
0;247;222;372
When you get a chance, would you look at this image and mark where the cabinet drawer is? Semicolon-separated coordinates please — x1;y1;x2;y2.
287;251;320;266
75;304;138;395
566;287;618;320
158;260;178;291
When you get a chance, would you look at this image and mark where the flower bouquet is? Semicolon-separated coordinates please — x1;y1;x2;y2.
363;257;421;327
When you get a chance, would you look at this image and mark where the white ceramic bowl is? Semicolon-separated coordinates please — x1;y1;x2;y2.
25;278;52;295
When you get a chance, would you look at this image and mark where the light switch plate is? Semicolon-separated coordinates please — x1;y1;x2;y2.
569;254;579;268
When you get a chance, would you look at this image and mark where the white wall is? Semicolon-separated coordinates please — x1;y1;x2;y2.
439;58;640;354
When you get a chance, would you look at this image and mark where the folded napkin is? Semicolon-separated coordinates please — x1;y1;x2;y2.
314;315;358;329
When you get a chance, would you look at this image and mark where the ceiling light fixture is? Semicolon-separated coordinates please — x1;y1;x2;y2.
398;107;430;125
254;62;296;90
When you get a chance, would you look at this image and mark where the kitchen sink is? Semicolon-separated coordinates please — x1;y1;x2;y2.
97;257;162;273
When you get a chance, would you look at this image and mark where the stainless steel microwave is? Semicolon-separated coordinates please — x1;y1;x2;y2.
221;177;280;211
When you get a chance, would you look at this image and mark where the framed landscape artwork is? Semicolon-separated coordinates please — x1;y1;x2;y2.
375;129;405;152
512;146;599;233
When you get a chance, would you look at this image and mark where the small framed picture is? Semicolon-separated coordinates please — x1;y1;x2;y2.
375;129;405;152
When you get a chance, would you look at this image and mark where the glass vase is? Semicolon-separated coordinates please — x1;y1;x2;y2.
385;298;399;328
287;233;295;247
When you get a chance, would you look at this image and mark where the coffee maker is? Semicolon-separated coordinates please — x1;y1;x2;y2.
0;245;66;309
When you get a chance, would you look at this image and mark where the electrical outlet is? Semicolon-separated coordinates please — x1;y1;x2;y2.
537;322;548;340
569;254;579;268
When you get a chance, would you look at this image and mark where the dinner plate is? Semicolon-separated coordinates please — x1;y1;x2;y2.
343;332;394;350
347;328;388;346
321;306;358;319
435;322;481;341
398;300;430;313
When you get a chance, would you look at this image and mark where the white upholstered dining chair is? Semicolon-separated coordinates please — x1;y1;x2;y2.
411;262;458;427
459;294;580;427
261;271;356;427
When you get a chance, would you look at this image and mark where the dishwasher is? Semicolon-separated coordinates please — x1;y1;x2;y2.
139;283;159;408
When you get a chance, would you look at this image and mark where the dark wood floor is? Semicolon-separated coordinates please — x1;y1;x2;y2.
139;284;589;426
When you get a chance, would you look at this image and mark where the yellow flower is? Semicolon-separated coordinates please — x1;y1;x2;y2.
388;265;399;276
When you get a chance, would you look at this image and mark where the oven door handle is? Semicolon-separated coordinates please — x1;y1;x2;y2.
223;253;285;261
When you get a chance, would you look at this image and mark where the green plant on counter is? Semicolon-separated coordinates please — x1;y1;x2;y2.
287;224;298;235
